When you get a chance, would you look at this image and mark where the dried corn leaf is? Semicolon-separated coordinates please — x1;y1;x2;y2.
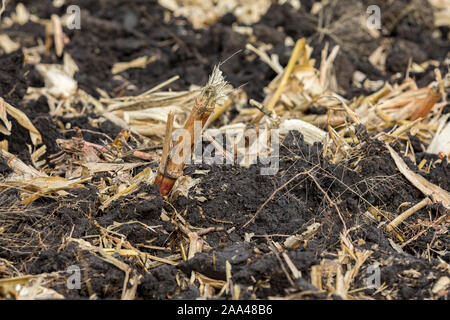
100;167;154;210
0;149;45;177
17;279;65;300
427;114;450;157
68;237;130;273
3;176;88;204
82;162;145;174
0;34;20;54
0;98;42;146
169;176;201;202
159;0;271;28
386;144;450;209
31;145;47;168
279;119;326;145
0;97;11;134
429;0;450;27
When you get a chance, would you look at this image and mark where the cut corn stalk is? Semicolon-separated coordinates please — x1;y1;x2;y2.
154;66;230;197
409;83;441;121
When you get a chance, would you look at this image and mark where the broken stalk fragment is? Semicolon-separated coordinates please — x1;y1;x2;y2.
154;66;230;197
386;197;432;232
409;82;441;121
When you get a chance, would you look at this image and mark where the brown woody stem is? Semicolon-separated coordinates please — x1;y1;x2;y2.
155;97;215;197
154;66;229;197
409;85;441;121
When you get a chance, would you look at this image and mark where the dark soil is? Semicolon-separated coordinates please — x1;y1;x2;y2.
0;0;448;300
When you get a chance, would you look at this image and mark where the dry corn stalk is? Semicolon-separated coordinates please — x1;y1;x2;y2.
386;197;432;232
409;82;441;121
154;66;230;197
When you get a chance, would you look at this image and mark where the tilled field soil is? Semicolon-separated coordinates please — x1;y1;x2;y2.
0;0;449;300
